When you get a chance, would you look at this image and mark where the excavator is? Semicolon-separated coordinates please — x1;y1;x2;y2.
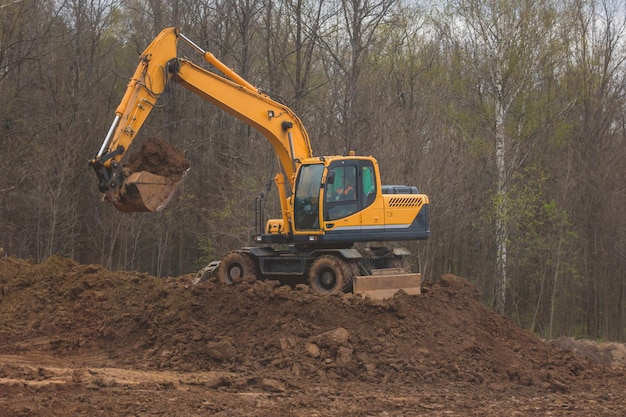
89;27;429;298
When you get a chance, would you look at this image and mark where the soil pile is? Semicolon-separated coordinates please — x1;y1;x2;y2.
0;255;624;416
550;337;626;369
124;137;189;177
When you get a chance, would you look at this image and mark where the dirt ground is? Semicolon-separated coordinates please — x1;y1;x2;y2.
0;255;624;416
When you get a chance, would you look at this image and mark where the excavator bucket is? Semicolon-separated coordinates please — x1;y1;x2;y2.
353;269;422;300
113;170;187;212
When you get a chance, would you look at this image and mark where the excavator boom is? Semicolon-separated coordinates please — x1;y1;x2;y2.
90;27;312;212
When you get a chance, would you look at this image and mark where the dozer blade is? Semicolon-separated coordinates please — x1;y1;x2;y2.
113;170;187;212
353;270;421;300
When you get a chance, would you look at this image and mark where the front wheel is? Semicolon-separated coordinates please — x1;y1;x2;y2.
308;255;353;295
218;251;259;285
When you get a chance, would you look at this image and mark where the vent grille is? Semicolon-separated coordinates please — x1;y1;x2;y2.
387;196;424;208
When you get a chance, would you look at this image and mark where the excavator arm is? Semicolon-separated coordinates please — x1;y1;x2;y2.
90;27;313;212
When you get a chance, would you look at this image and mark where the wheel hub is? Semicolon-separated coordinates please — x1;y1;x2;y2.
228;265;243;280
320;270;336;289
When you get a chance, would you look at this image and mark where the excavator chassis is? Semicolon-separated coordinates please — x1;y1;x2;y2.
193;246;421;299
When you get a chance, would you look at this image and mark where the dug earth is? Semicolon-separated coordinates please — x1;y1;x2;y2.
0;255;624;416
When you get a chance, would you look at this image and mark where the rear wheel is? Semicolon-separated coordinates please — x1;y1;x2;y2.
218;251;258;285
308;255;353;295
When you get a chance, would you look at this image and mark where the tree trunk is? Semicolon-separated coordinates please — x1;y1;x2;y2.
493;70;508;315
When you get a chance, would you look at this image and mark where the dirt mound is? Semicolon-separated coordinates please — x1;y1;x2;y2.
1;256;625;415
0;257;615;389
124;137;189;177
550;337;626;369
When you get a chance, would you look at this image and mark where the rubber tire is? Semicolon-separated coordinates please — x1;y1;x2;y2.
218;251;258;285
308;255;353;295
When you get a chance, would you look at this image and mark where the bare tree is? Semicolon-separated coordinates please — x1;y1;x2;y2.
448;0;561;314
315;0;398;153
562;0;626;340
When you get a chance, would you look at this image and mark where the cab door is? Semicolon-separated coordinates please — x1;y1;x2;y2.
293;163;324;232
357;160;384;236
323;161;360;223
322;160;382;239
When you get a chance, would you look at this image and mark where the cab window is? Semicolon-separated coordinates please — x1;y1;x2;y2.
361;162;376;207
294;164;324;230
324;163;358;220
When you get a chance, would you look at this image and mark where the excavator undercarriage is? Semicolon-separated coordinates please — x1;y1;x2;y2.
193;246;422;299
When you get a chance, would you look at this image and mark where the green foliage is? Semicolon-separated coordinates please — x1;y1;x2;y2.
196;236;217;268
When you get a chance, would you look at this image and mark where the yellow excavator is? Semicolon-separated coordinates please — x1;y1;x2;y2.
89;27;429;298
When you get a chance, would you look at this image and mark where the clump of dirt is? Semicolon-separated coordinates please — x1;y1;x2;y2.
124;137;190;177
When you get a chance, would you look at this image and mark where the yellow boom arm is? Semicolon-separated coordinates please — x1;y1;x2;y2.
90;27;313;209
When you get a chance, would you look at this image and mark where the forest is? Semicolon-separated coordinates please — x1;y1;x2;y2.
0;0;624;342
